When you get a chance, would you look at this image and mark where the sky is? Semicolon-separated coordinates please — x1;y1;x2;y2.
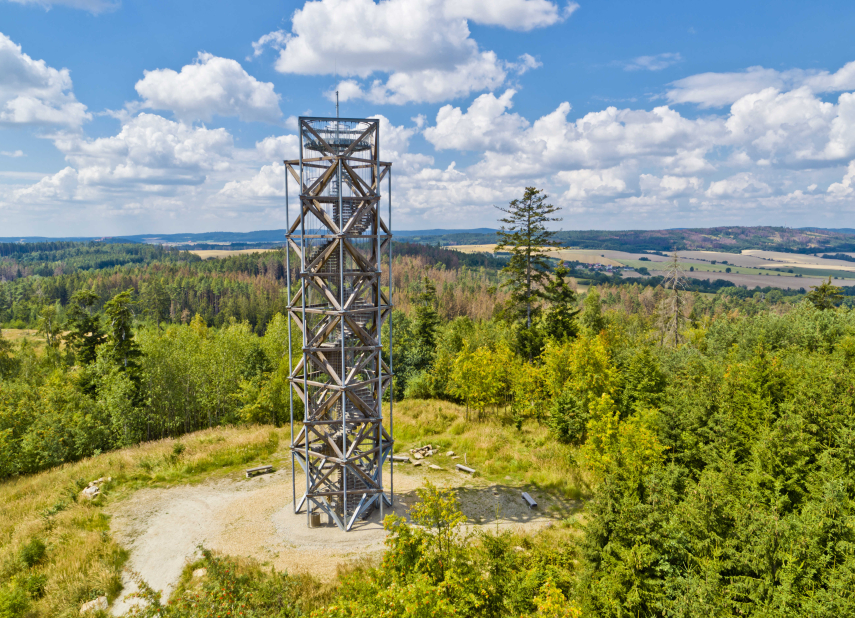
3;0;855;236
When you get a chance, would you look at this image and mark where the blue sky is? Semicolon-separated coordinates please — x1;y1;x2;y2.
3;0;855;236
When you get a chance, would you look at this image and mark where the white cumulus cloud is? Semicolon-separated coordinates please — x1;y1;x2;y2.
135;53;282;123
13;166;78;201
706;172;772;198
252;0;569;104
0;32;90;128
828;161;855;197
424;89;528;151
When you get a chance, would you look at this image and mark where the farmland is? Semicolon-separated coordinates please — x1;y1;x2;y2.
451;244;855;290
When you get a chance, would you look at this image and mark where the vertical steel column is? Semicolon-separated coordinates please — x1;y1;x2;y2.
337;121;348;528
388;168;394;506
285;167;296;512
375;122;384;520
299;130;310;528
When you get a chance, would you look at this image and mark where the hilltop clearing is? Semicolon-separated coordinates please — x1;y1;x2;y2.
0;401;580;617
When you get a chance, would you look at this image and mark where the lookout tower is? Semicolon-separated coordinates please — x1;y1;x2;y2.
284;117;393;531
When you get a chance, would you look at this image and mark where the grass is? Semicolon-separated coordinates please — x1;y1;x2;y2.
392;399;585;499
0;425;289;618
0;329;48;349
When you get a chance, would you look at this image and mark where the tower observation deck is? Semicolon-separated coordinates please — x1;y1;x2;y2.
284;117;393;531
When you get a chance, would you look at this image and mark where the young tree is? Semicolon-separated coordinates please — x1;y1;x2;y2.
580;286;606;336
0;329;15;379
412;277;440;351
541;264;580;341
807;276;844;310
495;187;562;337
65;289;106;365
36;303;62;355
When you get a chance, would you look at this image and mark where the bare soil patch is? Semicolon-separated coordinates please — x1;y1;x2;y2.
107;462;572;614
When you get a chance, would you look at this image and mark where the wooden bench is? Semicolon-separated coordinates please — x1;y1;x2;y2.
521;492;538;509
456;464;476;474
391;455;410;462
246;464;273;478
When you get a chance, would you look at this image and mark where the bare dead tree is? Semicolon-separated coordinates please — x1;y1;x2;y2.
658;252;688;346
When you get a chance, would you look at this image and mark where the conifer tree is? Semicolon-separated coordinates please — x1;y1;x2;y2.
103;290;141;373
807;276;844;310
65;290;106;365
413;277;440;351
495;187;562;330
542;264;580;341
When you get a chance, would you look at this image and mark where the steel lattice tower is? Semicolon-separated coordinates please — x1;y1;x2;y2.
284;116;393;531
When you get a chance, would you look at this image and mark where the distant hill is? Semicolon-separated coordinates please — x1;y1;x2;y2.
439;226;855;254
5;226;855;254
0;228;499;246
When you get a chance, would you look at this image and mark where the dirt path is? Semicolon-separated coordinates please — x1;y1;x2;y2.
107;464;572;615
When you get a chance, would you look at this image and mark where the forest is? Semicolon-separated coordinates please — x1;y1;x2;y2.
2;226;855;616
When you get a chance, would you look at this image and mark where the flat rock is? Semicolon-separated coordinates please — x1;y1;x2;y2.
446;451;455;457
428;464;443;470
412;461;423;467
80;596;108;614
82;486;100;500
192;568;207;578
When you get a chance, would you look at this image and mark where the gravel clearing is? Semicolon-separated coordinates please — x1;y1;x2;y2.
107;463;569;615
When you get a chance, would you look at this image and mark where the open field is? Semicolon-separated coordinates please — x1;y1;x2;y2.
0;400;580;616
189;248;280;259
647;270;831;290
743;249;855;271
451;244;855;288
451;244;624;266
0;328;43;343
0;329;52;353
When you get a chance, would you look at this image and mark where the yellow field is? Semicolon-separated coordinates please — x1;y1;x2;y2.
742;250;855;272
450;244;624;267
190;248;280;259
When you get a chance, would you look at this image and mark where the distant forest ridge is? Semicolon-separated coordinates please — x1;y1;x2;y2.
0;228;498;245
4;226;855;253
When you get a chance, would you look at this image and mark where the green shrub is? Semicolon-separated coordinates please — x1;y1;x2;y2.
0;586;29;618
18;539;45;568
548;390;587;444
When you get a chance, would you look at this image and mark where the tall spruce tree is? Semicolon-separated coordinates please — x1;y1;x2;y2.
103;290;141;374
495;187;562;332
65;290;106;366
